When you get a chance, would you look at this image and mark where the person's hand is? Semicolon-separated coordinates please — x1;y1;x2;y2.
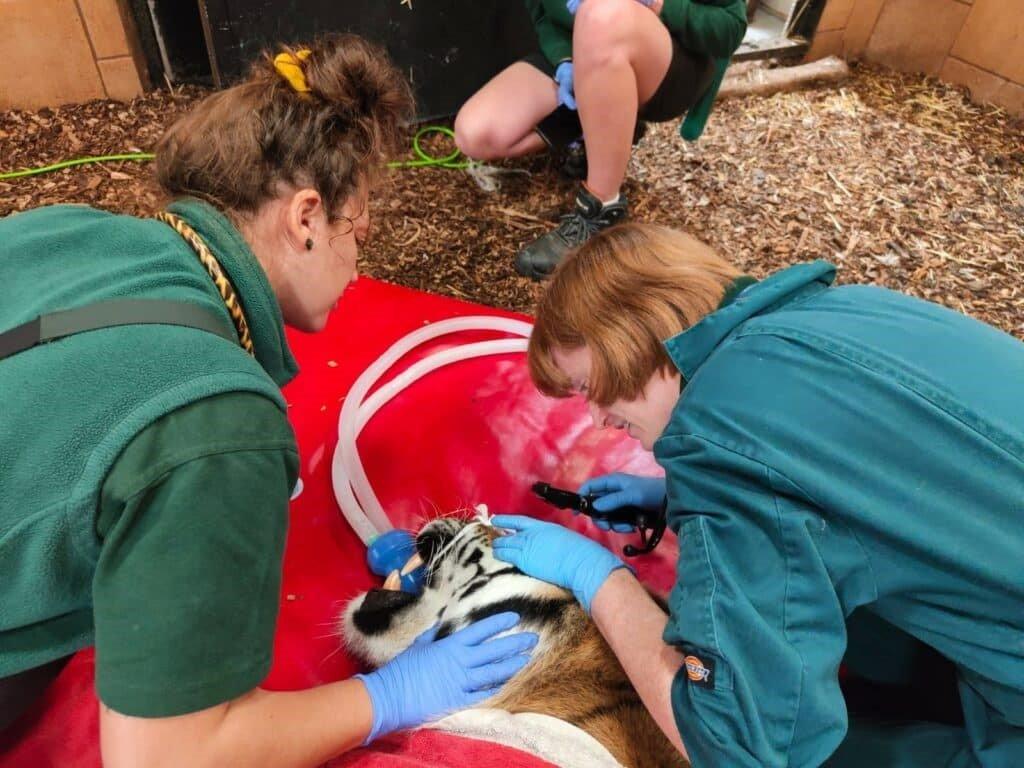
357;612;537;742
492;516;626;613
580;473;665;531
554;61;577;110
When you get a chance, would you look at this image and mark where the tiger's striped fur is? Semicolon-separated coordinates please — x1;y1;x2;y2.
342;517;688;768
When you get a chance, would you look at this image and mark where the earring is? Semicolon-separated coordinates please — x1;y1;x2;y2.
305;238;314;251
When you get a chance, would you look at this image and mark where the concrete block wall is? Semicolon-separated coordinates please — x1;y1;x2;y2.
0;0;147;109
806;0;1024;115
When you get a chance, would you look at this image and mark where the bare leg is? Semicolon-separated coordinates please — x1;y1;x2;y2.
454;62;558;161
573;0;673;200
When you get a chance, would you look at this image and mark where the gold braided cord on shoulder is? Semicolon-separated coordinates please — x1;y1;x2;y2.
154;211;255;356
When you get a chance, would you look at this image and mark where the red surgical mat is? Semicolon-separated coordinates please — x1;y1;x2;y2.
1;278;676;767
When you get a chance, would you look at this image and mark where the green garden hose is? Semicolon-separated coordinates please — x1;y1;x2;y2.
389;126;469;170
0;126;467;181
0;153;157;181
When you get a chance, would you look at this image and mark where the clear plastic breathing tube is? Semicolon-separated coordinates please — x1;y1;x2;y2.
332;316;533;544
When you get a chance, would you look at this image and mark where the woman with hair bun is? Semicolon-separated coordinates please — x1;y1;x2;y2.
0;34;536;766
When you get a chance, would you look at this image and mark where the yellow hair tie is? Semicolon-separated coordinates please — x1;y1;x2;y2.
273;49;312;94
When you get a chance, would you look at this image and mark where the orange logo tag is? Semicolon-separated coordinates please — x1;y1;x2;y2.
684;651;716;692
684;655;709;682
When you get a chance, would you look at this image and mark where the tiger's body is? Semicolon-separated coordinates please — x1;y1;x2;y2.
342;517;688;768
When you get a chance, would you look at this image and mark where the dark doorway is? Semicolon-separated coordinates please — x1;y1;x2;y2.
195;1;538;121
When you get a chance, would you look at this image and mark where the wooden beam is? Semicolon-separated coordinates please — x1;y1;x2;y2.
718;55;850;99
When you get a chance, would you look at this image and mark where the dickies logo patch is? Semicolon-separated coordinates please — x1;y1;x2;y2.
684;654;715;689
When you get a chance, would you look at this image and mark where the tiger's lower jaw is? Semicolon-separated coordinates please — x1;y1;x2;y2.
355;588;418;623
342;590;566;672
342;589;443;668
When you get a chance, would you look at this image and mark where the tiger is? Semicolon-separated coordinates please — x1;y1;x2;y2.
342;514;689;768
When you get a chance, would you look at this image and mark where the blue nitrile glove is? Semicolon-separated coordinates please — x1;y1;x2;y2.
580;473;666;532
491;516;626;613
357;612;537;743
554;61;577;110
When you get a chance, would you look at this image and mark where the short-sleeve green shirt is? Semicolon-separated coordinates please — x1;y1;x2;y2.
93;391;298;717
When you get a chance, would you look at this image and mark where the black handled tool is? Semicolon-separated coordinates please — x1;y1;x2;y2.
530;482;667;557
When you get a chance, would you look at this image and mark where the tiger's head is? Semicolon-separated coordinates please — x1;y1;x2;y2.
342;515;576;668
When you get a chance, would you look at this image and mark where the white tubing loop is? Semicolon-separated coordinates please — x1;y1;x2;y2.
347;338;528;533
332;316;532;544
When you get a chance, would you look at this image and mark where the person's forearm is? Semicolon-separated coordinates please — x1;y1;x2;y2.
101;679;374;768
590;569;689;758
214;679;374;767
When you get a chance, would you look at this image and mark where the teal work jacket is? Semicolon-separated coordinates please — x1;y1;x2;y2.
656;261;1024;767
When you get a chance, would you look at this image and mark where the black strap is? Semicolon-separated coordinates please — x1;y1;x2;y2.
0;299;238;362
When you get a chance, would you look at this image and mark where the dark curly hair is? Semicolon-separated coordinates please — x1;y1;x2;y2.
156;33;414;220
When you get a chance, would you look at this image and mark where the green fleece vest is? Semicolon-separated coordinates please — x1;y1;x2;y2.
0;200;298;676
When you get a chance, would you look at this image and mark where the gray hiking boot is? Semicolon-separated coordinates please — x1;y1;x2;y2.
515;186;628;280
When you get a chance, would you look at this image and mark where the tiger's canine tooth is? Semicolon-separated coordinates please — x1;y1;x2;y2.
400;553;423;575
383;570;401;591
